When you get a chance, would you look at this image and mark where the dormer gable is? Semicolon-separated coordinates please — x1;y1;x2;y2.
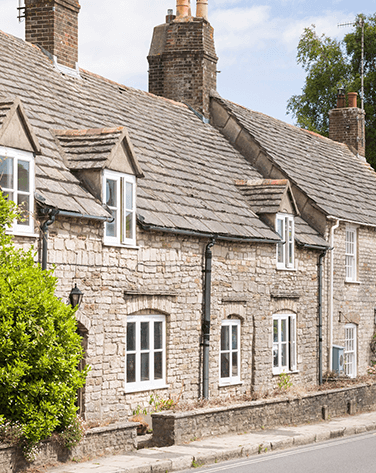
0;98;41;154
52;126;143;176
235;178;299;219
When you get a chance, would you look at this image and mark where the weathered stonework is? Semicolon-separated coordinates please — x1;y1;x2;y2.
13;214;323;423
148;18;218;118
152;382;376;446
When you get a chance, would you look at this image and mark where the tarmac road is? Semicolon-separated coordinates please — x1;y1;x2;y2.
177;431;376;473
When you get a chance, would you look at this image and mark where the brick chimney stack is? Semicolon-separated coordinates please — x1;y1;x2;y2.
329;90;366;158
25;0;80;70
147;0;218;119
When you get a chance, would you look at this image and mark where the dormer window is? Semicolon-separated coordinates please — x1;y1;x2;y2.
0;146;35;234
276;213;294;270
103;170;136;246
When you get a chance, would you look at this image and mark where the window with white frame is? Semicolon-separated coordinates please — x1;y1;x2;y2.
345;225;357;281
126;314;166;392
103;170;136;246
220;319;241;385
0;146;34;234
276;214;294;269
344;323;357;378
272;313;296;374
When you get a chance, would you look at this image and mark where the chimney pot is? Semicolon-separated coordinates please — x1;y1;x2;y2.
176;0;191;18
166;9;176;23
196;0;208;20
348;92;358;108
336;87;346;108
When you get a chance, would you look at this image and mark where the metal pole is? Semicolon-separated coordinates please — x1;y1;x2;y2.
203;238;215;399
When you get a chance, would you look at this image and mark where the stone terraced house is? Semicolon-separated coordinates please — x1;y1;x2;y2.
0;0;375;423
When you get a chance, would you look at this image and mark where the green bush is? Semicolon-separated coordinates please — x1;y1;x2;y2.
0;194;88;455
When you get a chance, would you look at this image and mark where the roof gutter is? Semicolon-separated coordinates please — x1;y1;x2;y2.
297;242;331;251
327;215;376;229
137;220;280;244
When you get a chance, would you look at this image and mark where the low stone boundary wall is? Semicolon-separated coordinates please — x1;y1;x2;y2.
152;383;376;446
0;421;138;473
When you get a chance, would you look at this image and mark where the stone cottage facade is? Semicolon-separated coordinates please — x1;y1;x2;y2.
0;0;375;423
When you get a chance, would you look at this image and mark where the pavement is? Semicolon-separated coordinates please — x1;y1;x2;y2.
46;410;376;473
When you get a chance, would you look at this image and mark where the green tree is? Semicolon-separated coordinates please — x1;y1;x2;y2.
287;14;376;168
0;195;87;455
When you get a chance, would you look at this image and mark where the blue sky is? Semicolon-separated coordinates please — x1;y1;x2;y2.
1;0;374;123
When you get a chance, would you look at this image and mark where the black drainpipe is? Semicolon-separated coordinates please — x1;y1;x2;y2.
203;237;216;399
41;209;59;270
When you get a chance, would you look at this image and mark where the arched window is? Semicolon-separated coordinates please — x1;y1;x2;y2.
272;313;296;374
125;314;166;392
219;319;241;385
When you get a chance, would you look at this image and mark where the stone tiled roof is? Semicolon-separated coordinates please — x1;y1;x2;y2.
0;30;280;241
53;127;125;170
235;179;296;215
213;95;376;227
0;100;12;128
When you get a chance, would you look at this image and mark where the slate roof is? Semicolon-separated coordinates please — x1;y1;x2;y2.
0;30;280;241
53;127;126;171
235;179;296;215
213;95;376;227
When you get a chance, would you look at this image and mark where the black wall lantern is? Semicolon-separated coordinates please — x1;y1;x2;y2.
69;283;83;308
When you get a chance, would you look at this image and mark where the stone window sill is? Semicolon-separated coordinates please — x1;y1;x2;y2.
124;384;169;394
219;381;243;388
345;280;361;285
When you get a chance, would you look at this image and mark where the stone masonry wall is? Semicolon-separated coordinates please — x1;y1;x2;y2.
12;217;322;424
327;222;376;375
152;382;376;446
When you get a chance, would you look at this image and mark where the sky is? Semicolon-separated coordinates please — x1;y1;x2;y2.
0;0;374;124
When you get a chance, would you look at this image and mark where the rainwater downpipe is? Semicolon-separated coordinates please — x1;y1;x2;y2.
329;219;340;372
318;248;328;385
41;209;60;270
203;237;216;399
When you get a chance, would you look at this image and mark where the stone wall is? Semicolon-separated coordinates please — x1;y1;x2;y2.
328;222;376;375
152;383;376;446
0;421;137;473
10;215;323;424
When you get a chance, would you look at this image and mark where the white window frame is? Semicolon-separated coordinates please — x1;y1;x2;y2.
344;323;357;378
219;319;241;386
345;225;357;282
276;213;294;270
272;313;297;375
103;170;136;247
0;146;35;235
125;314;167;393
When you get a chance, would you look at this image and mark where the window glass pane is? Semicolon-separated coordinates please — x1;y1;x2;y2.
126;182;133;210
0;157;13;189
141;322;149;350
273;319;278;343
106;179;117;207
17;194;30;226
127;322;135;351
273;345;278;367
127;354;136;383
232;325;238;350
221;352;229;378
106;209;117;237
281;319;287;342
281;343;287;367
18;160;29;192
154;352;163;380
125;211;133;239
221;325;229;351
154;322;162;350
276;218;283;237
141;353;149;381
3;192;13;202
277;242;284;263
232;351;238;376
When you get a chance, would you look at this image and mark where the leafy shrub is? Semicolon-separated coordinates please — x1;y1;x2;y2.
0;193;88;457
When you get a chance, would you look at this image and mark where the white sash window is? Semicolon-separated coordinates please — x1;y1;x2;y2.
272;313;297;374
276;214;294;270
344;324;357;378
345;226;357;282
219;319;241;385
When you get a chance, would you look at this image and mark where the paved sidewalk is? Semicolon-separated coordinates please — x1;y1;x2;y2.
47;411;376;473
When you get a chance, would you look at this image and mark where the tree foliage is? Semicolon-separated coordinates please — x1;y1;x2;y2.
0;194;87;452
287;14;376;168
